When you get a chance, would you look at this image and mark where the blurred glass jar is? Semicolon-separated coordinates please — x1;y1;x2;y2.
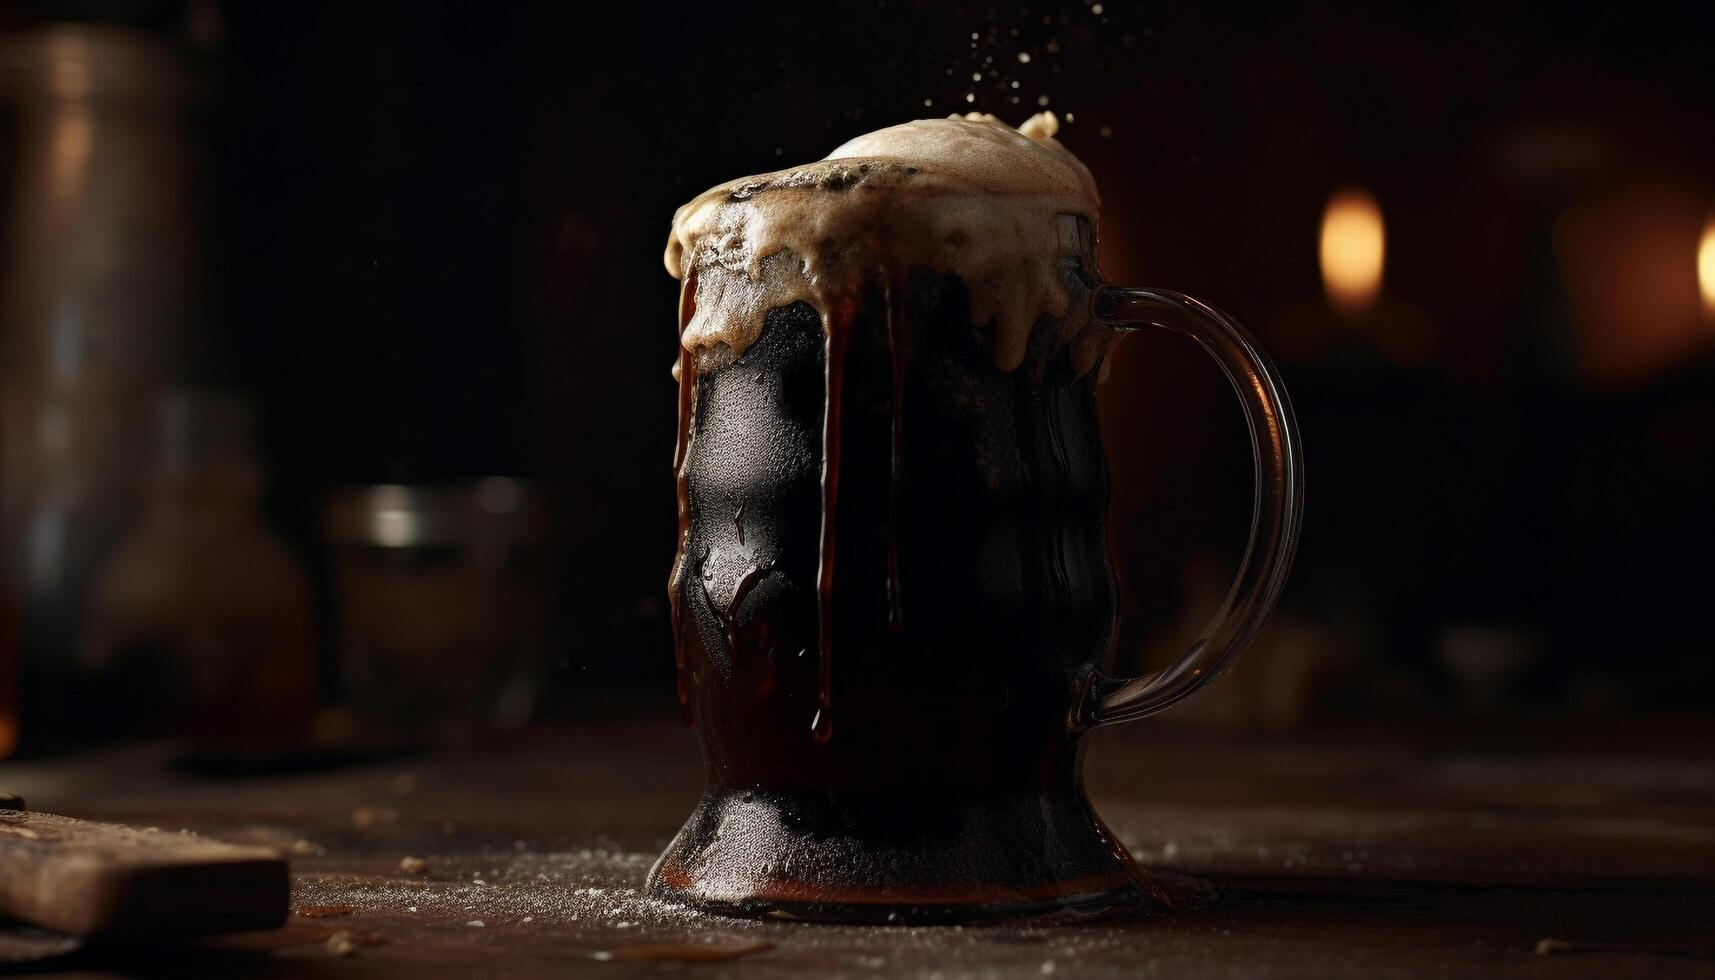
323;479;556;742
81;392;317;744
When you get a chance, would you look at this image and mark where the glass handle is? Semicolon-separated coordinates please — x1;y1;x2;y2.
1074;287;1305;728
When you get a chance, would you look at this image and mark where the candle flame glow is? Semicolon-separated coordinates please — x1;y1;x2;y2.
1699;213;1715;319
1320;187;1385;318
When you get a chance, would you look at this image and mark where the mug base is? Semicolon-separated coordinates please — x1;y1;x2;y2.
651;882;1156;925
645;786;1204;924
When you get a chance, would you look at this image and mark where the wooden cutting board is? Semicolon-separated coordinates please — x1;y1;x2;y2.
0;798;288;939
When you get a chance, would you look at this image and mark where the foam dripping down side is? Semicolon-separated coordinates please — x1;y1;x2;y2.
668;270;699;727
811;299;855;744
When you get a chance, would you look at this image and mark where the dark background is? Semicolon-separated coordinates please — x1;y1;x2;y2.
9;0;1715;724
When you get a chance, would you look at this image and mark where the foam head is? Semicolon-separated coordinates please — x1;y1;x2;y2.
667;112;1104;373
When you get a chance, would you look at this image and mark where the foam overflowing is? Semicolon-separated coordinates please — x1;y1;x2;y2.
665;112;1101;373
667;113;1109;744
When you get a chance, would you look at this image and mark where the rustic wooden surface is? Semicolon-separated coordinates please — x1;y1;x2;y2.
0;707;1712;977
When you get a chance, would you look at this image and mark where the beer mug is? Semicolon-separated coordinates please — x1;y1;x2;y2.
651;119;1303;922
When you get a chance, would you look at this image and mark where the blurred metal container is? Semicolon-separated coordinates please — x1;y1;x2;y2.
323;480;556;742
0;24;214;747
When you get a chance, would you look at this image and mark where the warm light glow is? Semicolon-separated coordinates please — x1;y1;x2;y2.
48;107;93;204
1320;187;1385;317
1699;213;1715;318
47;33;91;100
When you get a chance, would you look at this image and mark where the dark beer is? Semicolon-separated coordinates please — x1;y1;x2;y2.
656;232;1150;917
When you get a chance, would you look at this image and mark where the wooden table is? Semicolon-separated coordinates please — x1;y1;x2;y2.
2;707;1712;978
